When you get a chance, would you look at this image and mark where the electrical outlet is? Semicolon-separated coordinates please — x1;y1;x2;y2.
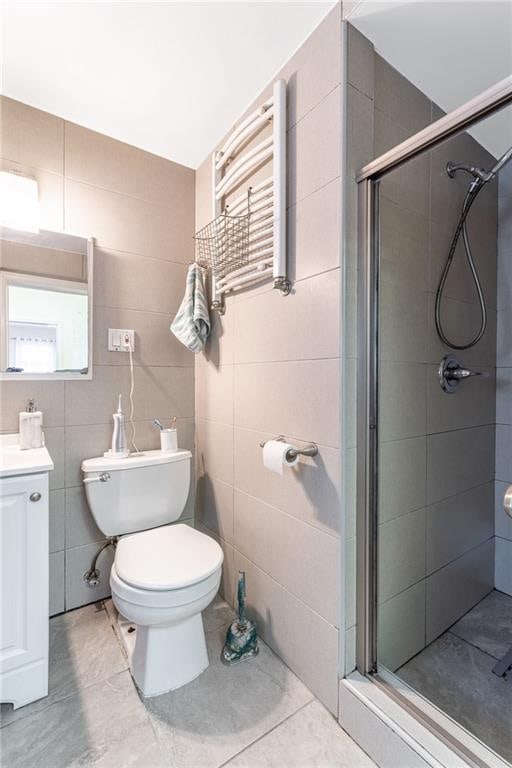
108;329;135;352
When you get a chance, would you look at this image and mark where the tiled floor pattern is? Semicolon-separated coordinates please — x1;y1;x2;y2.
1;598;375;768
398;590;512;764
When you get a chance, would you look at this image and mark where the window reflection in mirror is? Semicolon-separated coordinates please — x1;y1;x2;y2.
0;227;93;380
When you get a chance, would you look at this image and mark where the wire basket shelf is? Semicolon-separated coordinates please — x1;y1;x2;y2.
194;213;249;279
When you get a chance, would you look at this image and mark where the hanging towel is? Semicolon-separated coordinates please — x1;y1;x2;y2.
171;263;211;353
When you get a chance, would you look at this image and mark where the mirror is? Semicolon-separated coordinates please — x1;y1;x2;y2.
0;227;93;380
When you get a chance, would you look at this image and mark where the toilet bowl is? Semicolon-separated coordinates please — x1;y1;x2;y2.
81;449;224;697
110;524;223;696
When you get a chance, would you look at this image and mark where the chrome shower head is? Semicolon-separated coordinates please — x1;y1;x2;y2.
490;145;512;178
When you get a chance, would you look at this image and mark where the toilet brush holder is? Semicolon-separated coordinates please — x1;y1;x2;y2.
221;571;258;665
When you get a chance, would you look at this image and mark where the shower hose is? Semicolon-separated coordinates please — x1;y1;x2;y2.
434;180;487;350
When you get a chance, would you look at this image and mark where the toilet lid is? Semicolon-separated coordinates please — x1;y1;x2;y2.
115;524;223;591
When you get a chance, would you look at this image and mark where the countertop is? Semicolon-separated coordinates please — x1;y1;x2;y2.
0;434;54;478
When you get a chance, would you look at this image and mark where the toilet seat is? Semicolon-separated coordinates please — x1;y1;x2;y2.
115;523;223;591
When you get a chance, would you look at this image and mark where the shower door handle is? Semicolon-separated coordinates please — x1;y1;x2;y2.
505;485;512;520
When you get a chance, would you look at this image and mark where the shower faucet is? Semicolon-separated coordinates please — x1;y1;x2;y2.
438;354;485;394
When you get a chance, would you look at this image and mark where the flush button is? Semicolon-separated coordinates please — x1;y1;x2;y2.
29;492;42;502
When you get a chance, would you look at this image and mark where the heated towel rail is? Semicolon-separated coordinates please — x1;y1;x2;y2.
208;79;289;313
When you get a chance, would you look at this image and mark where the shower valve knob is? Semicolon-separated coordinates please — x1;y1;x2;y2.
505;486;512;521
439;355;484;393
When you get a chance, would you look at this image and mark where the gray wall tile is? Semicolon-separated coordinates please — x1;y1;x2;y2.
49;550;65;616
426;540;494;643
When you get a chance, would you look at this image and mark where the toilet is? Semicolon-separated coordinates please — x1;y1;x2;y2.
81;449;223;697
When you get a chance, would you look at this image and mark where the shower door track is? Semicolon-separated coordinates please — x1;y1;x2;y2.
355;75;512;768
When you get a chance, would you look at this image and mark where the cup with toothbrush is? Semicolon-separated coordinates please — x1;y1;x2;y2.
154;417;178;453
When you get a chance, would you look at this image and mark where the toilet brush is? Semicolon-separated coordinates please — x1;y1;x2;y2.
221;571;258;665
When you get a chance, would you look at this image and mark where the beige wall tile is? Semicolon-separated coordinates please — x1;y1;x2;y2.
195;364;234;425
235;551;339;714
288;179;341;283
347;23;374;99
0;379;65;432
195;418;234;486
380;280;428;364
374;55;431;134
65;179;193;263
234;359;340;448
234;269;340;364
195;475;234;544
93;306;193;368
0;241;84;281
287;86;341;208
234;490;339;625
345;537;356;629
65;121;194;204
234;426;340;536
195;523;236;606
93;248;188;314
1;96;64;173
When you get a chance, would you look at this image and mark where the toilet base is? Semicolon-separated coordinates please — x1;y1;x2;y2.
117;612;209;697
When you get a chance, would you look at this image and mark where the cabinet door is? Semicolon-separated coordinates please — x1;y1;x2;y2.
0;473;49;674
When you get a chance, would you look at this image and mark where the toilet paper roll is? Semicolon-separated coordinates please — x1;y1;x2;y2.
262;440;299;475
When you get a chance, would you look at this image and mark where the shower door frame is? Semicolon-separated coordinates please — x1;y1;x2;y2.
355;75;512;763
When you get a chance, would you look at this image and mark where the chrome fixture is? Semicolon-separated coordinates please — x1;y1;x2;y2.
438;354;484;393
83;472;110;485
435;144;512;350
259;435;318;459
83;537;117;588
29;491;42;502
505;484;512;521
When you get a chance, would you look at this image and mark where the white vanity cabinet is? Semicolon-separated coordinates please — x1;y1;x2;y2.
0;435;53;709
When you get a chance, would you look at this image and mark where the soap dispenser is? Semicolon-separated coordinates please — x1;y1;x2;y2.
19;399;44;450
108;394;129;459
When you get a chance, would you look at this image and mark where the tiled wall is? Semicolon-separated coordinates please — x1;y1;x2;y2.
343;27;497;674
0;96;195;615
496;161;512;596
194;5;343;714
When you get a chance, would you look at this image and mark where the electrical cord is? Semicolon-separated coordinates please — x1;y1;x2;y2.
128;343;139;453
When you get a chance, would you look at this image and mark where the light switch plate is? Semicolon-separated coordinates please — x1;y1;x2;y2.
108;329;135;352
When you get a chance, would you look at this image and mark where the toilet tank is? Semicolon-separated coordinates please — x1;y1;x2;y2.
81;449;191;537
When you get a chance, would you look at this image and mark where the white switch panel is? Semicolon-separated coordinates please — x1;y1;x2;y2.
108;329;135;352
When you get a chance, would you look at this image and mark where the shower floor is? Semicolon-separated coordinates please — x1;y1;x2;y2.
397;590;512;763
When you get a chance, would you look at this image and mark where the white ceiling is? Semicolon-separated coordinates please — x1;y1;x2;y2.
348;0;512;159
0;1;336;169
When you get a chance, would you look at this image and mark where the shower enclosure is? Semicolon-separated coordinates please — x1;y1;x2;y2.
356;76;512;766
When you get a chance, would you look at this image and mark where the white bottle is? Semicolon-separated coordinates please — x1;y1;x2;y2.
110;394;129;458
19;399;44;450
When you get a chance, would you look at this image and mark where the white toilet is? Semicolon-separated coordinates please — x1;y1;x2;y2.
81;449;223;697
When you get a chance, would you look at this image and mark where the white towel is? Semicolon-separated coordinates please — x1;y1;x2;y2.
171;264;211;353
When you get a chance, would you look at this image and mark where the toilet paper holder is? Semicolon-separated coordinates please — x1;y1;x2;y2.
259;435;319;460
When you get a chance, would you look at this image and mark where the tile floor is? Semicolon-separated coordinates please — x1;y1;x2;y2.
398;590;512;764
1;597;375;768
